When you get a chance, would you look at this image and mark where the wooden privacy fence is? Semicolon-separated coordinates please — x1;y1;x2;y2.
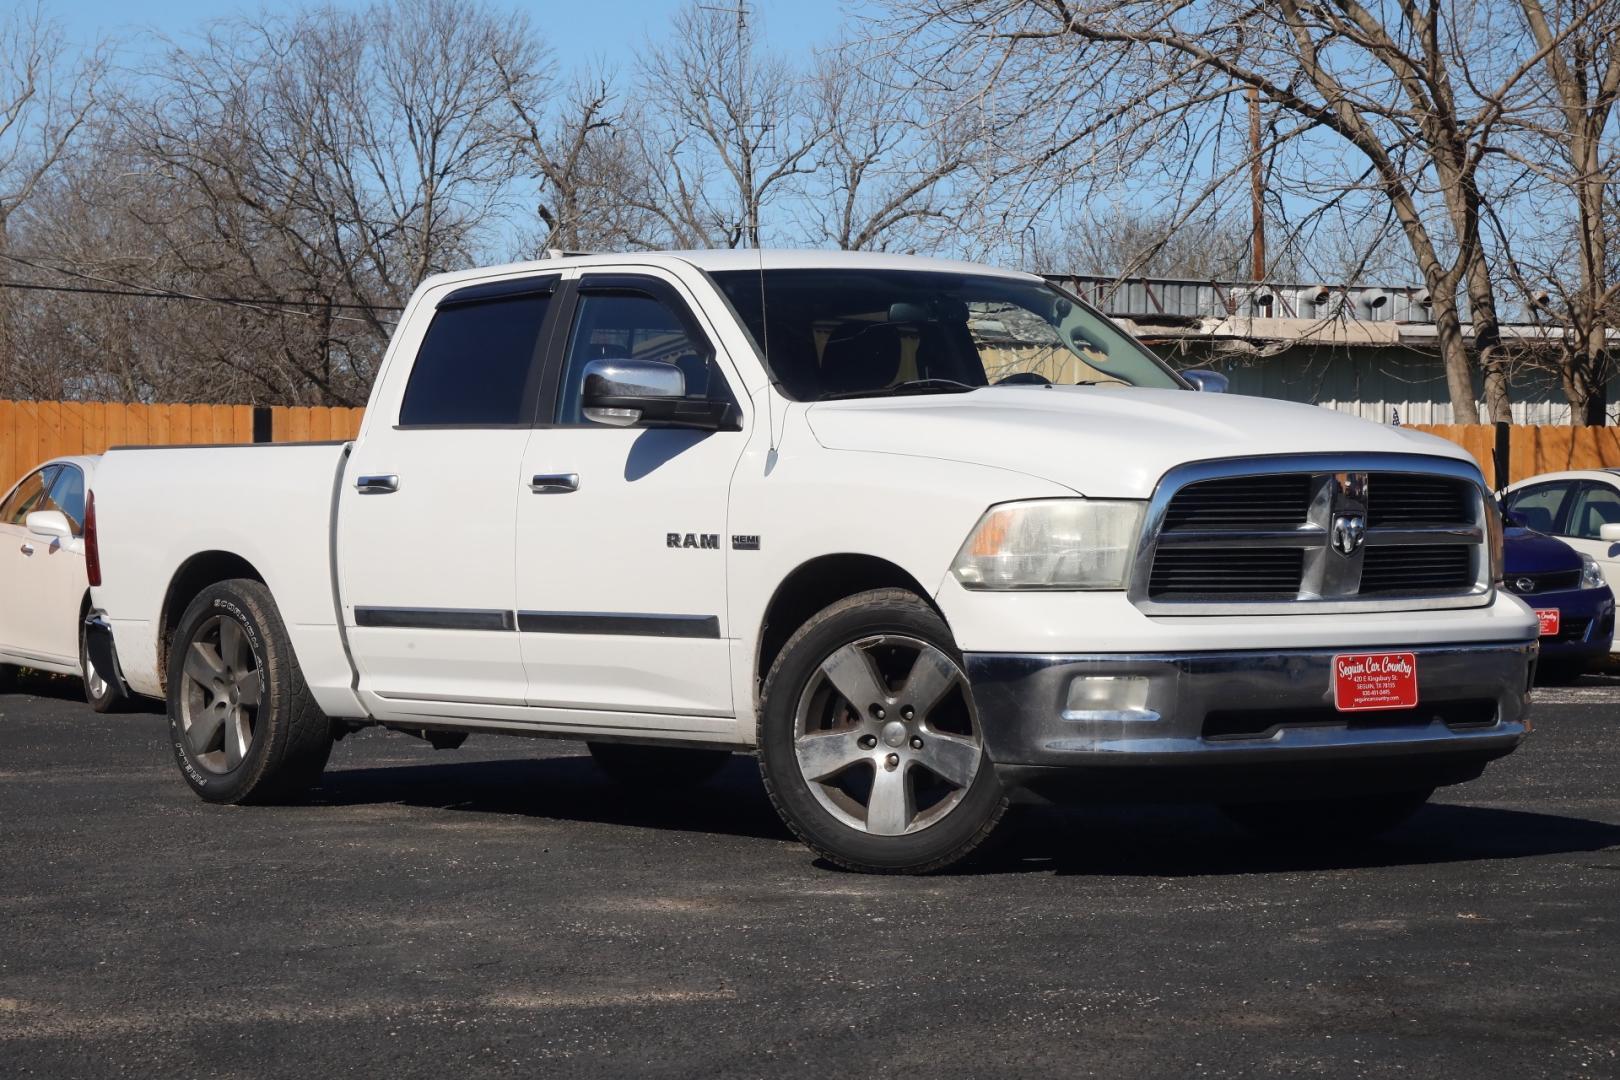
1408;423;1620;489
1;401;1617;496
0;401;365;494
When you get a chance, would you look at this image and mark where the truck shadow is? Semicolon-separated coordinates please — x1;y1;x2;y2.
969;801;1620;878
313;754;795;843
5;670;165;713
312;752;1620;875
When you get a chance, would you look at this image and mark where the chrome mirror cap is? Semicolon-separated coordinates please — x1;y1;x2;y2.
581;358;686;427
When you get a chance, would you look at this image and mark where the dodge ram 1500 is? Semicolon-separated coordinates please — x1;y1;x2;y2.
86;250;1536;873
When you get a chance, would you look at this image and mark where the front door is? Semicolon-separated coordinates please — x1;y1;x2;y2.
513;272;746;724
1559;480;1620;597
0;465;84;666
338;275;561;709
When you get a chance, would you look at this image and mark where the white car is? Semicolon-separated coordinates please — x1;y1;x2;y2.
0;455;125;709
1503;469;1620;648
86;250;1536;873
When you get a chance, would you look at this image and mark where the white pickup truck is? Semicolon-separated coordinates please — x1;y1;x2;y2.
86;250;1536;873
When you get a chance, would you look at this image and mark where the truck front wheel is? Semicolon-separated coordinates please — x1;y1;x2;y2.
757;589;1007;874
166;579;332;804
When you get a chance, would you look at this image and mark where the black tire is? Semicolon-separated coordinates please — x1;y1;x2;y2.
81;617;128;714
166;579;332;804
1221;788;1434;844
757;588;1008;874
586;742;731;789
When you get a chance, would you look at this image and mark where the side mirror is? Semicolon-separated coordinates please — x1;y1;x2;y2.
1502;508;1528;529
581;358;737;431
1599;524;1620;543
1183;370;1229;393
25;510;73;540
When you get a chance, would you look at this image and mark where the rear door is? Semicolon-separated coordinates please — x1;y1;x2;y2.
512;270;746;723
338;275;562;709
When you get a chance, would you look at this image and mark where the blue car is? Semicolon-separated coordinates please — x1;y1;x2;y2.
1501;519;1615;683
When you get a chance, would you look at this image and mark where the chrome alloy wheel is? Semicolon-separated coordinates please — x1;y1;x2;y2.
793;634;983;836
178;615;263;773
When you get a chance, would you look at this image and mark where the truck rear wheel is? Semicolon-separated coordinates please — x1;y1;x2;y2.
167;579;332;804
1220;788;1434;844
586;742;731;789
757;588;1007;874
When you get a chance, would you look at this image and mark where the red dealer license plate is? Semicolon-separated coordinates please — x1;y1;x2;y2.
1536;609;1561;637
1332;653;1419;712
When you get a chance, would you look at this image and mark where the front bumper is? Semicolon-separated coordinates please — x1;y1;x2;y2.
1516;586;1614;662
965;640;1534;802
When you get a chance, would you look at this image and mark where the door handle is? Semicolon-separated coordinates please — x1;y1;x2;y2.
355;474;400;494
20;542;34;556
530;473;579;494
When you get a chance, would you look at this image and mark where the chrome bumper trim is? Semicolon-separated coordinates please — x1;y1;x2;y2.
964;639;1533;770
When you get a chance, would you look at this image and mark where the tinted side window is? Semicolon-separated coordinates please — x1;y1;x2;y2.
555;292;727;425
399;293;551;426
2;467;59;526
1566;483;1620;540
46;465;86;535
1505;482;1572;534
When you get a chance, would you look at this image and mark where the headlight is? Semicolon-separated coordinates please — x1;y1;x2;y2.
1580;553;1606;590
951;499;1144;590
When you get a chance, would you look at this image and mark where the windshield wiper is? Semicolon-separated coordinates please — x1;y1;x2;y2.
816;378;979;401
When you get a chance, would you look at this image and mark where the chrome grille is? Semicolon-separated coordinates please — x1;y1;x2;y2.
1132;455;1490;614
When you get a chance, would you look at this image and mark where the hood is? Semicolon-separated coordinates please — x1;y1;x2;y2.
1503;527;1582;573
805;386;1474;498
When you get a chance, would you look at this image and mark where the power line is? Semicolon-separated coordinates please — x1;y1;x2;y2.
0;278;403;312
0;251;401;324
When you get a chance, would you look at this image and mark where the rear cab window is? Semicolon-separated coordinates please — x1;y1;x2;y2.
398;278;557;427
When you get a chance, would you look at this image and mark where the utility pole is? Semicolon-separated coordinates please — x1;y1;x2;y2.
1248;84;1265;283
700;0;757;247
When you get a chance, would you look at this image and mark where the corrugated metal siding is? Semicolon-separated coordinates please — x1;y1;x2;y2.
1050;275;1447;324
1207;346;1615;425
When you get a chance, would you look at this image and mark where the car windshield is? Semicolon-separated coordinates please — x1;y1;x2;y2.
709;268;1185;401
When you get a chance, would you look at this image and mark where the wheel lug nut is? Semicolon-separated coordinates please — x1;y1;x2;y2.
871;704;886;720
858;734;877;750
910;736;924;750
901;706;914;720
884;753;900;771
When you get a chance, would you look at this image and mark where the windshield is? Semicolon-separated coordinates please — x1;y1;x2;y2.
709;268;1184;401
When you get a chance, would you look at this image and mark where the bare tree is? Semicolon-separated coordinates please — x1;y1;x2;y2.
1495;0;1620;424
798;42;977;251
872;1;1610;423
626;2;826;248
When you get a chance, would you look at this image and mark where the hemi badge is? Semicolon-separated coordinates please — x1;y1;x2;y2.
732;535;761;551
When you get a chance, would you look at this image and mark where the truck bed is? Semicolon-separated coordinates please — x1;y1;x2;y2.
91;442;360;713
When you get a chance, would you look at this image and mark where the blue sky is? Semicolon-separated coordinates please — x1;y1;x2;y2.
58;0;854;58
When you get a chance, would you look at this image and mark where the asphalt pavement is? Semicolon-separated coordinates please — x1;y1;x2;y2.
1;672;1617;1079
